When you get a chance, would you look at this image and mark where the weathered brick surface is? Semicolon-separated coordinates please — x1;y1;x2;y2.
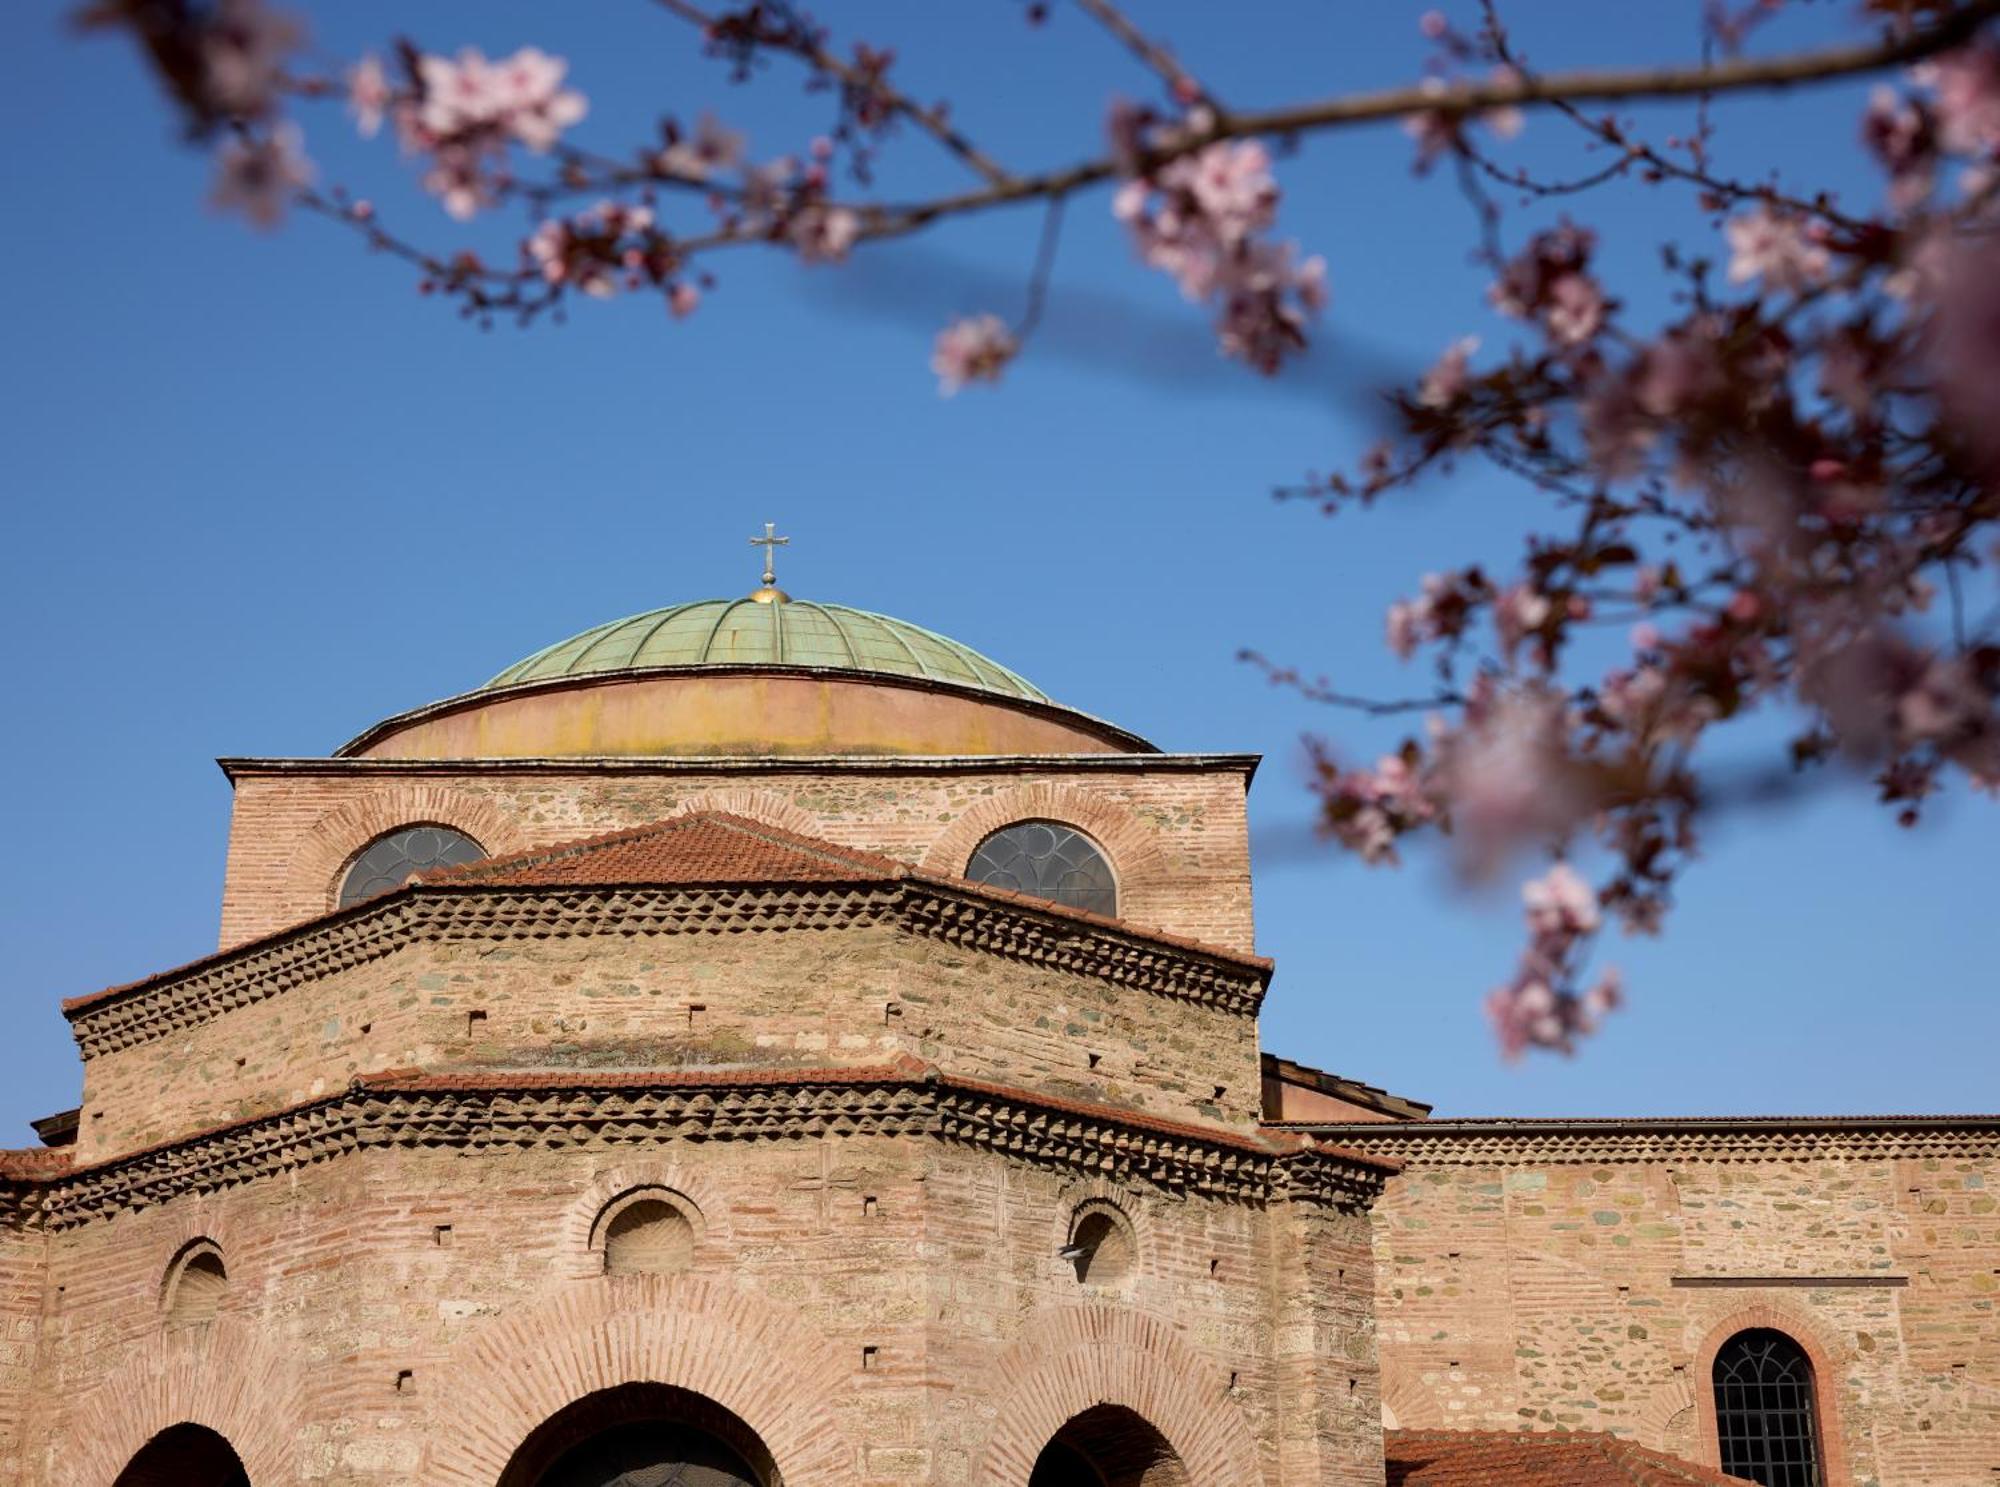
74;908;1265;1163
215;761;1256;954
12;1131;1378;1486
1353;1140;2000;1487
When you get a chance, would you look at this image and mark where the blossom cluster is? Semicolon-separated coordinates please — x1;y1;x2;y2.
1111;134;1327;373
1487;864;1623;1058
350;47;586;219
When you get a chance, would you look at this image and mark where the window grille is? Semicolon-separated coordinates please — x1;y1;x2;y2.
1713;1329;1823;1487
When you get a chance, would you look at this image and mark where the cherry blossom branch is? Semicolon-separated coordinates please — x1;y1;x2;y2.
647;0;1015;186
859;5;2000;233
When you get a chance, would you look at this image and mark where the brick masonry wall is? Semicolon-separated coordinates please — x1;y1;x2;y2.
0;1224;43;1484
13;1133;1379;1486
214;762;1256;954
75;916;1265;1162
1367;1148;2000;1487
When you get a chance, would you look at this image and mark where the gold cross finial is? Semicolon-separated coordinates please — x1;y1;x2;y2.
748;521;791;603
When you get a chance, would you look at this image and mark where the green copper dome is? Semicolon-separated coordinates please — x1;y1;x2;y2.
483;598;1050;702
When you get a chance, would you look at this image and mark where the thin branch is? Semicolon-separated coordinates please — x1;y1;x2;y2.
1017;195;1067;341
861;4;1999;232
649;0;1016;187
1070;0;1210;105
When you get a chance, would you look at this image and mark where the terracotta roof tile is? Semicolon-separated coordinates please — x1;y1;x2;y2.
0;1148;74;1180
1385;1430;1754;1486
418;811;908;888
68;812;1268;1019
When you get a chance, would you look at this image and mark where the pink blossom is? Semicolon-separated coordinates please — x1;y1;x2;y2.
1862;85;1936;206
931;314;1019;395
1439;686;1589;877
1494;584;1552;662
1114;141;1325;373
348;55;391;139
1544;273;1606;345
789;204;862;262
659;113;747;181
1417;337;1478;409
416;47;587;154
210;123;314;227
199;0;302;119
1522;862;1600;937
668;282;701;318
1491;226;1607;349
1920;41;2000;160
1724;205;1831;292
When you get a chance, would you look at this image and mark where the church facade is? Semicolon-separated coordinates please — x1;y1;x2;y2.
0;578;1993;1486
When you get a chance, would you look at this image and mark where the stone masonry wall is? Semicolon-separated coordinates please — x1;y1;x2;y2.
74;915;1265;1162
1366;1144;2000;1487
14;1131;1379;1486
214;762;1255;954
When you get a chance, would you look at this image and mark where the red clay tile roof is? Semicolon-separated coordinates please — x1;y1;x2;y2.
0;1148;75;1180
419;811;908;888
1386;1430;1754;1486
66;811;1267;1018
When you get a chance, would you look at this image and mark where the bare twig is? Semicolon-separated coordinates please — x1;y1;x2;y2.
649;0;1015;187
1071;0;1210;106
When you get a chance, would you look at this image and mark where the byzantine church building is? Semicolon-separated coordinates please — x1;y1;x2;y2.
0;550;1993;1487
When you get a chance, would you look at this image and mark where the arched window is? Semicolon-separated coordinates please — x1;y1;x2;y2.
966;821;1116;917
162;1239;228;1327
1713;1329;1823;1487
338;824;486;908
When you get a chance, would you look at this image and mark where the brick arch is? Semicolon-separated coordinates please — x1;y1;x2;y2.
662;790;825;840
52;1317;303;1486
974;1306;1266;1486
558;1161;732;1281
1692;1302;1852;1487
1635;1372;1697;1448
920;785;1173;927
422;1276;855;1486
1378;1372;1444;1431
290;784;527;916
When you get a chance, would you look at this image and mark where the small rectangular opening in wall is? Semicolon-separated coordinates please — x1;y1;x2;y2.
434;1225;453;1248
1087;1052;1102;1070
1228;1371;1239;1394
862;1195;878;1218
359;1022;372;1035
1209;1257;1220;1277
1212;1085;1227;1100
687;1004;707;1029
465;1010;488;1036
394;1370;414;1394
861;1346;878;1371
883;1001;902;1024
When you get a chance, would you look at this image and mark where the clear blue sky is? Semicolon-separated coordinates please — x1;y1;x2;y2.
2;2;1993;1142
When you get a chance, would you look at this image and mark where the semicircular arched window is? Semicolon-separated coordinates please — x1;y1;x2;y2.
338;824;487;908
965;821;1116;917
1712;1328;1823;1487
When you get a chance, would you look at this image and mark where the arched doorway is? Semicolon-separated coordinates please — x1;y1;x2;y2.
498;1383;780;1487
1027;1405;1190;1487
113;1422;251;1487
